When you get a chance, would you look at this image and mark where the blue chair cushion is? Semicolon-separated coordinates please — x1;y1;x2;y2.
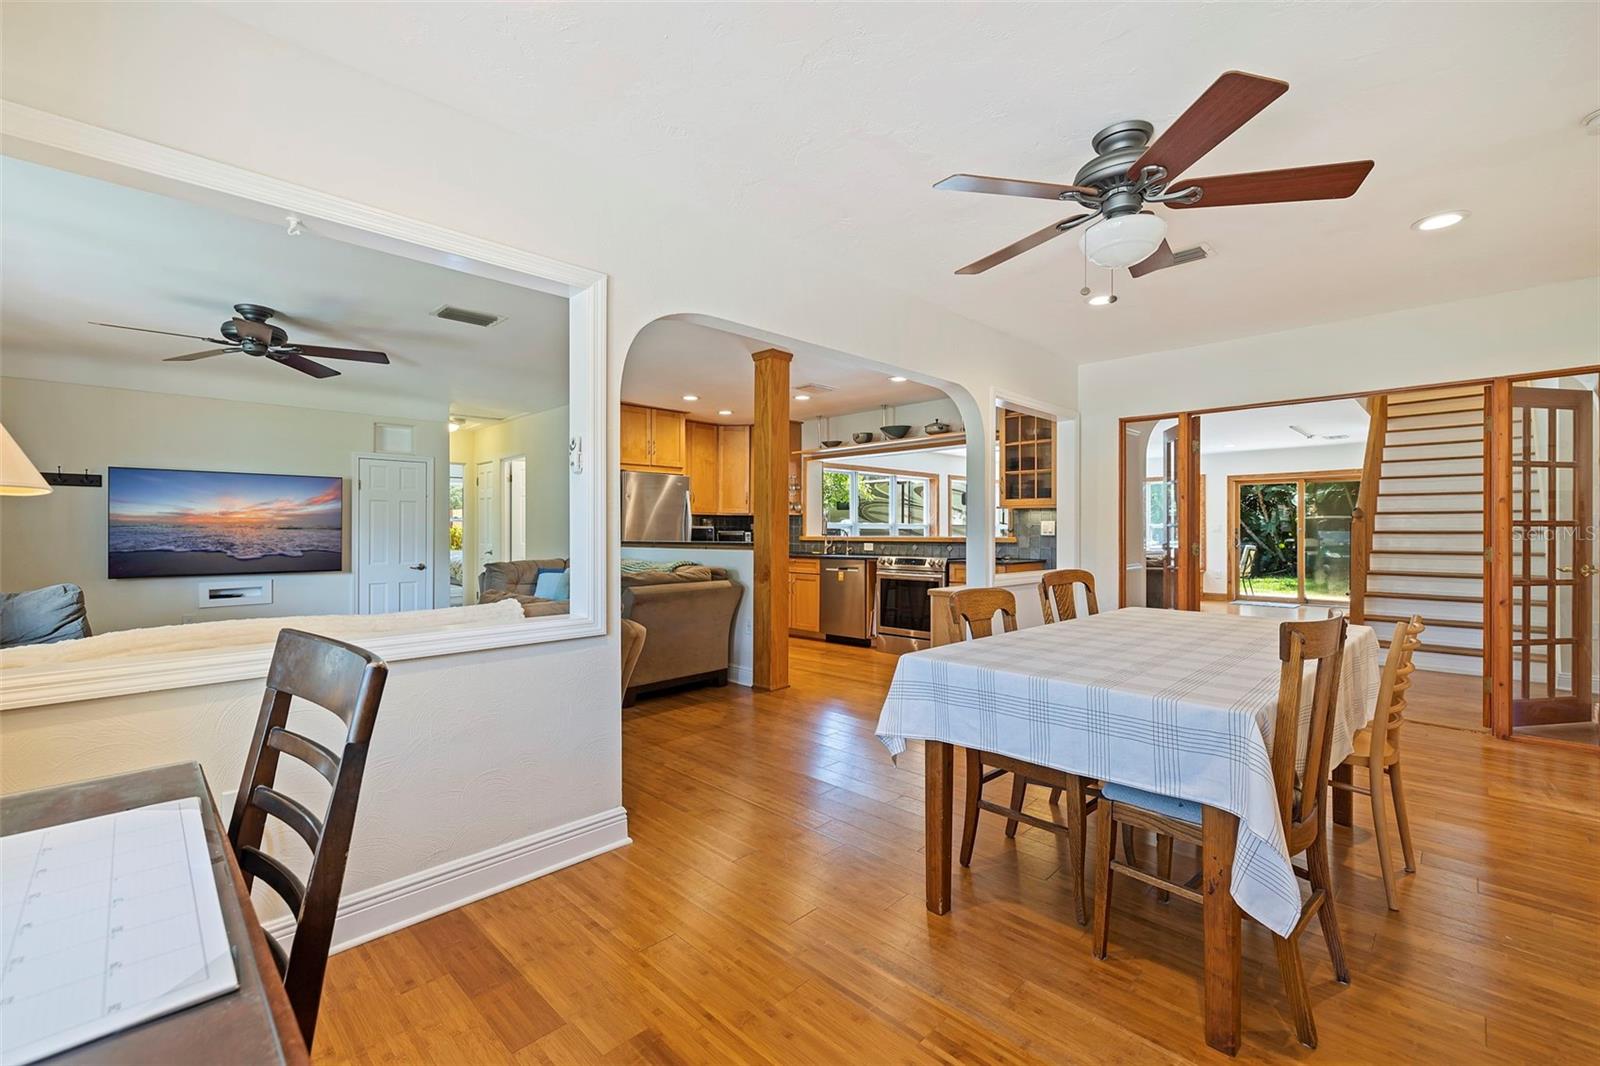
1101;782;1202;825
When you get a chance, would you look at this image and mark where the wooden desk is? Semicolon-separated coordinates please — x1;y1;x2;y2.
1;763;310;1066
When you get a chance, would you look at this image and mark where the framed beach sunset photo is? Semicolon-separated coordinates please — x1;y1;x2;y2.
107;467;345;578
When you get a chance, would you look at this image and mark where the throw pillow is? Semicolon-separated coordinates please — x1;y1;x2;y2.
534;569;570;602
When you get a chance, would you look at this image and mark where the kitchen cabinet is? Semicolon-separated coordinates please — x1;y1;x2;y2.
717;425;751;514
685;420;753;514
620;403;687;472
686;420;720;513
948;559;1046;585
999;407;1055;508
789;557;821;634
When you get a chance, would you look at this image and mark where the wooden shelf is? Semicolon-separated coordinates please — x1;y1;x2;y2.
999;408;1054;508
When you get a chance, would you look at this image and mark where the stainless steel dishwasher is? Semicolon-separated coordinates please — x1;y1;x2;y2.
819;558;872;640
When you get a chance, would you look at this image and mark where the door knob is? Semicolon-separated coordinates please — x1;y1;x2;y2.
1557;564;1597;577
409;563;427;571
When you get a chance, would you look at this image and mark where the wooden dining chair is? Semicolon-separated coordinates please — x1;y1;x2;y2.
1091;615;1350;1049
948;587;1100;924
228;628;389;1051
1332;615;1423;910
1038;568;1099;624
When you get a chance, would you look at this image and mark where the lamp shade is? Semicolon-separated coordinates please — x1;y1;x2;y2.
0;423;51;496
1080;212;1168;270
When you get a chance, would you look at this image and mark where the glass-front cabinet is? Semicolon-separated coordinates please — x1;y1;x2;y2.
1000;408;1055;508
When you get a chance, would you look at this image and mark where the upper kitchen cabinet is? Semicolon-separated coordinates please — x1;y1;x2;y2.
999;407;1055;508
621;403;688;472
685;419;754;514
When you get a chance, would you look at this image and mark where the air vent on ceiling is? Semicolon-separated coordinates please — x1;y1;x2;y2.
792;382;838;394
1171;244;1211;267
432;305;504;328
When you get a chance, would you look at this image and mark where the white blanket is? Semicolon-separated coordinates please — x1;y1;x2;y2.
0;599;526;669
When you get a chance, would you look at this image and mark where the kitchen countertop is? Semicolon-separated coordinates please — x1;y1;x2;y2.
624;540;753;549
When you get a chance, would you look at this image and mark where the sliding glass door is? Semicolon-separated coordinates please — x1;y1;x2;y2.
1230;472;1359;603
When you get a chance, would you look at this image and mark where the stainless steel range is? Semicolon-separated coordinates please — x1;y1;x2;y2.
875;556;948;650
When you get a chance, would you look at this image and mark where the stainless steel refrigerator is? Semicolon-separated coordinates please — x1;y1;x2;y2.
621;470;692;542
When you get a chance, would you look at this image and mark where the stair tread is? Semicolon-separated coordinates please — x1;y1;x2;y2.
1382;490;1484;496
1381;455;1483;464
1368;569;1482;578
1363;590;1487;603
1371;549;1484;556
1376;509;1483;515
1384;437;1484;449
1387;404;1486;419
1370;528;1484;535
1366;613;1485;630
1381;472;1486;480
1386;421;1484;434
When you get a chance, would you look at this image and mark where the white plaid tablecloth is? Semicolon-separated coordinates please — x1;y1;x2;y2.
876;607;1380;936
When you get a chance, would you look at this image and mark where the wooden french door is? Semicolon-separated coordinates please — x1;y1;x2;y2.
1118;414;1200;611
1507;385;1595;730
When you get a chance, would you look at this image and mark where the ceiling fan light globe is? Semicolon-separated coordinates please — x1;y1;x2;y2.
1079;212;1168;270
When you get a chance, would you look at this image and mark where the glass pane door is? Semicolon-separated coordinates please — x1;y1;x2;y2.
1304;479;1359;600
1236;480;1300;600
1510;377;1598;744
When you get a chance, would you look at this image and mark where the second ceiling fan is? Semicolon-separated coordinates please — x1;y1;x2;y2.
937;71;1373;278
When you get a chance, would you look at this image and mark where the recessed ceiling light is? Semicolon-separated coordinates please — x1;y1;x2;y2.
682;394;699;402
889;375;908;383
1411;211;1468;232
718;409;733;416
1086;293;1117;307
794;393;811;402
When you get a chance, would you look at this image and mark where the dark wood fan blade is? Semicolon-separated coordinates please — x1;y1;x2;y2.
269;351;340;379
1128;71;1289;182
1167;161;1375;209
284;344;390;364
955;214;1095;275
1128;240;1176;278
91;322;230;344
935;174;1097;200
163;348;238;362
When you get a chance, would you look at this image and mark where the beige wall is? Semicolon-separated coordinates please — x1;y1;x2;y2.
0;377;450;632
449;407;569;601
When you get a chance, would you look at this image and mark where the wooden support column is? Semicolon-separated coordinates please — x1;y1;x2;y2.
1176;413;1203;611
752;348;793;691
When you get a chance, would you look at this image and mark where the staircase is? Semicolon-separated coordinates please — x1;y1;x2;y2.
1353;385;1508;676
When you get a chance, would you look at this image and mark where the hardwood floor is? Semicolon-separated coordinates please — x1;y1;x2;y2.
313;640;1599;1064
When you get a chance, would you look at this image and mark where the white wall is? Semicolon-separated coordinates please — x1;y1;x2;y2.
0;377;450;631
451;407;570;600
1080;278;1600;604
1198;442;1367;596
620;545;754;687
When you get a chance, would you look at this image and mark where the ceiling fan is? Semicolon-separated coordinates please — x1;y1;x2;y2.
91;303;391;379
936;71;1373;278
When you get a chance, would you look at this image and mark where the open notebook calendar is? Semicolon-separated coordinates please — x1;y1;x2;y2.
1;797;239;1065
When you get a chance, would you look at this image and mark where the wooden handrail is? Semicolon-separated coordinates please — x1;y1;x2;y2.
1349;395;1388;624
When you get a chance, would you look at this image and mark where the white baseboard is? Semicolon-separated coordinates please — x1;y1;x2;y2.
729;662;753;687
264;805;630;955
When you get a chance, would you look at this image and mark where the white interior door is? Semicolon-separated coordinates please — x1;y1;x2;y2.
503;456;528;560
475;459;498;591
357;455;433;614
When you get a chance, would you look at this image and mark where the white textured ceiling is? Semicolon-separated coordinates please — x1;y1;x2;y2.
0;157;569;420
1200;399;1370;454
623;319;946;422
211;1;1600;362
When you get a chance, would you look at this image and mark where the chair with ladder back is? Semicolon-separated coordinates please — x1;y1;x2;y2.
948;587;1100;924
228;628;389;1051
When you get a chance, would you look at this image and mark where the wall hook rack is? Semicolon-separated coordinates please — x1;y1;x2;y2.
42;467;102;488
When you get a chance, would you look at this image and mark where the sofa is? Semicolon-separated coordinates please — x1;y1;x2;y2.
479;559;571;618
622;564;743;705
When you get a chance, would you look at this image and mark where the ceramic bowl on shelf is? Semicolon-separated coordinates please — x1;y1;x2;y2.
880;424;912;439
924;420;952;435
821;439;844;448
852;431;875;444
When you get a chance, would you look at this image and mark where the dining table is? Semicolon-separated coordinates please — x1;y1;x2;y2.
876;606;1380;1055
0;763;310;1066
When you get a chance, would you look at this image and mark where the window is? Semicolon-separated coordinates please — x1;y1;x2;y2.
448;463;465;605
949;476;1011;538
1144;478;1170;551
823;466;930;536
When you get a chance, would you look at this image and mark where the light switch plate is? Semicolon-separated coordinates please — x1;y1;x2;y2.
1041;520;1057;536
863;542;874;551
